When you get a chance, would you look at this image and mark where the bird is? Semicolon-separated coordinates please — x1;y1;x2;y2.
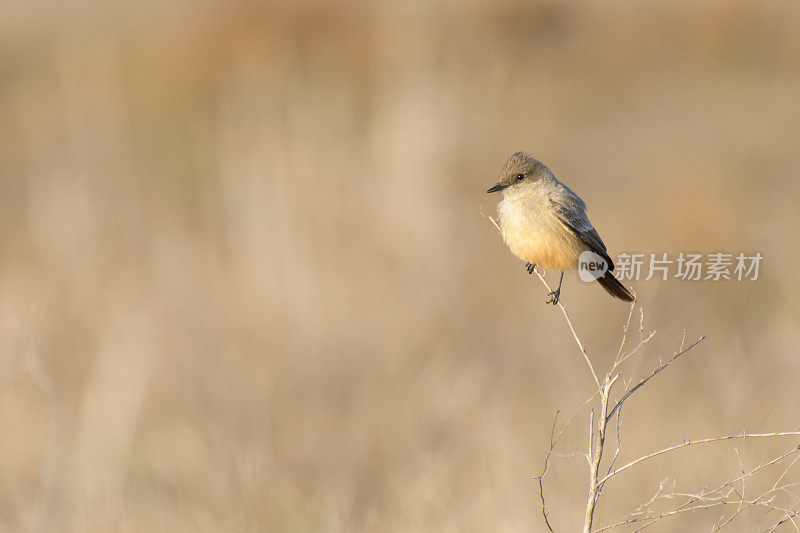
487;152;634;305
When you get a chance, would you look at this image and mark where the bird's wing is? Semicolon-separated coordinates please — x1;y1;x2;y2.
550;197;615;271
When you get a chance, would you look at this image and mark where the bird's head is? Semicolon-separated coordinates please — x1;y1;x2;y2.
486;152;552;194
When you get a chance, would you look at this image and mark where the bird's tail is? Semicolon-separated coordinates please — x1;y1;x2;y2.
596;271;635;302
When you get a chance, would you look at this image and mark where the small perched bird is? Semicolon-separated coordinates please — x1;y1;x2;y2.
487;152;634;304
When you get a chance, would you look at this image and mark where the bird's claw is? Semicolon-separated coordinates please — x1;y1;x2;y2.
546;288;561;306
525;262;536;275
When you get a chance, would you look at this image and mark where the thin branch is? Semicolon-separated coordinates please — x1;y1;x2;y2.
613;328;656;369
588;409;595;465
600;447;800;531
554;300;601;389
584;376;619;533
483;213;800;531
533;412;560;533
711;448;800;530
605;336;706;423
599;484;800;532
487;214;600;388
614;302;636;364
599;407;623;494
767;503;800;533
597;433;800;488
554;390;601;450
531;352;601;532
603;499;790;532
773;449;800;491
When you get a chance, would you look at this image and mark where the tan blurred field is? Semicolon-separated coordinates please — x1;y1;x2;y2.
2;1;800;531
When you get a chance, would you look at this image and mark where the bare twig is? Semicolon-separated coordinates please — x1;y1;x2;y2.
605;336;706;424
600;408;623;495
596;445;800;531
614;302;636;363
487;214;600;388
584;376;619;532
482;212;800;532
532;376;601;532
554;299;601;389
597;433;800;488
773;447;800;491
533;412;560;533
767;503;800;532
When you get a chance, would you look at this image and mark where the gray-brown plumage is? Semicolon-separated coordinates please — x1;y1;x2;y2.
487;152;634;304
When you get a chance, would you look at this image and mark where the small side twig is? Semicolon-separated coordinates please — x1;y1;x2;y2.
605;336;706;424
597;432;800;488
533;411;561;533
595;445;800;531
487;214;600;388
483;212;799;531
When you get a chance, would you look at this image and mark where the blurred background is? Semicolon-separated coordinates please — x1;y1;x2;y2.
1;0;799;531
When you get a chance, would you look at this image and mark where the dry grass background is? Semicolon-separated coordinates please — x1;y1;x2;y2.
1;1;800;531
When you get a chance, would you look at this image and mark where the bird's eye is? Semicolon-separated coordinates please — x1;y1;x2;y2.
515;173;526;182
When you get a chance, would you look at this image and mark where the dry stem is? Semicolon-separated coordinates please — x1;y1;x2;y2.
482;213;800;531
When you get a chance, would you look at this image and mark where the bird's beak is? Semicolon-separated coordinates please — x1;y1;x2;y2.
486;183;506;193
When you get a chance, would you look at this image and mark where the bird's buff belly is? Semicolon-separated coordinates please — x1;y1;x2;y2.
502;225;584;272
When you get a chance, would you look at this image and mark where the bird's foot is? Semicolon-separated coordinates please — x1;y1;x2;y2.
525;262;536;275
546;287;561;306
